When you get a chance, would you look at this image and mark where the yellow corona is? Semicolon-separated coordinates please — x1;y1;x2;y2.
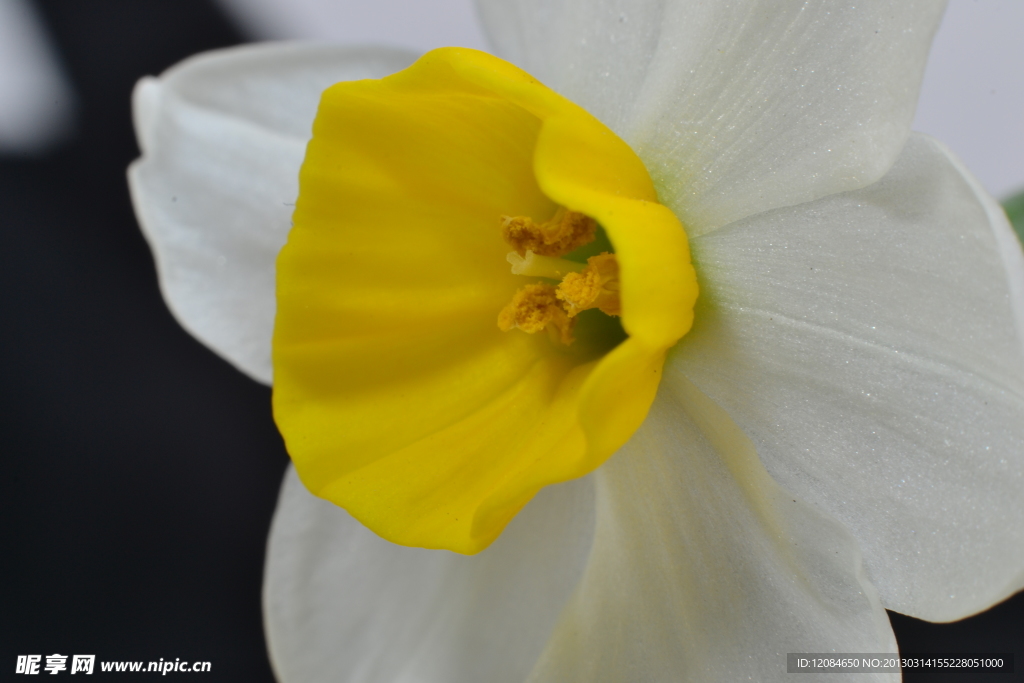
272;48;698;554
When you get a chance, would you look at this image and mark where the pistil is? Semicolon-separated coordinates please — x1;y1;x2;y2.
506;250;586;279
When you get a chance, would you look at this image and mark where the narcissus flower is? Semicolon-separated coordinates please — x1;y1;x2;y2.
129;1;1024;681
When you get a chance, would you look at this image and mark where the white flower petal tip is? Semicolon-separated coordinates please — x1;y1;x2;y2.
528;376;897;682
0;0;76;154
676;133;1024;623
476;0;946;236
264;466;596;683
128;43;418;384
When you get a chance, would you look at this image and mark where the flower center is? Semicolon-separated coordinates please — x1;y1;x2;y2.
497;208;622;345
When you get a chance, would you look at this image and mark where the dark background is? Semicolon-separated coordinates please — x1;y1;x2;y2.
0;1;1020;681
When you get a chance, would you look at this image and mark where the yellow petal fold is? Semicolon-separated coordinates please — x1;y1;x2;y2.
273;48;697;553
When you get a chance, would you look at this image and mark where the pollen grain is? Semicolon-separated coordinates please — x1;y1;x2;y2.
557;252;621;317
501;208;597;257
497;283;576;345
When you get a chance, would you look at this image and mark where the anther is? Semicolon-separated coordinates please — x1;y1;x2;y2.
501;208;597;257
497;283;575;345
556;253;620;317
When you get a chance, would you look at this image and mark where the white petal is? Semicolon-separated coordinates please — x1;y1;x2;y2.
0;0;74;153
528;376;897;683
128;43;416;383
673;133;1024;622
475;0;946;235
264;466;595;683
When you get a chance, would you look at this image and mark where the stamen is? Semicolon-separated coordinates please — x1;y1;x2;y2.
556;253;620;317
497;283;575;345
498;210;616;346
507;250;586;279
502;208;597;257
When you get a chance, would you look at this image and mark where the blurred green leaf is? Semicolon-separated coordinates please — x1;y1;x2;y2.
1005;188;1024;244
